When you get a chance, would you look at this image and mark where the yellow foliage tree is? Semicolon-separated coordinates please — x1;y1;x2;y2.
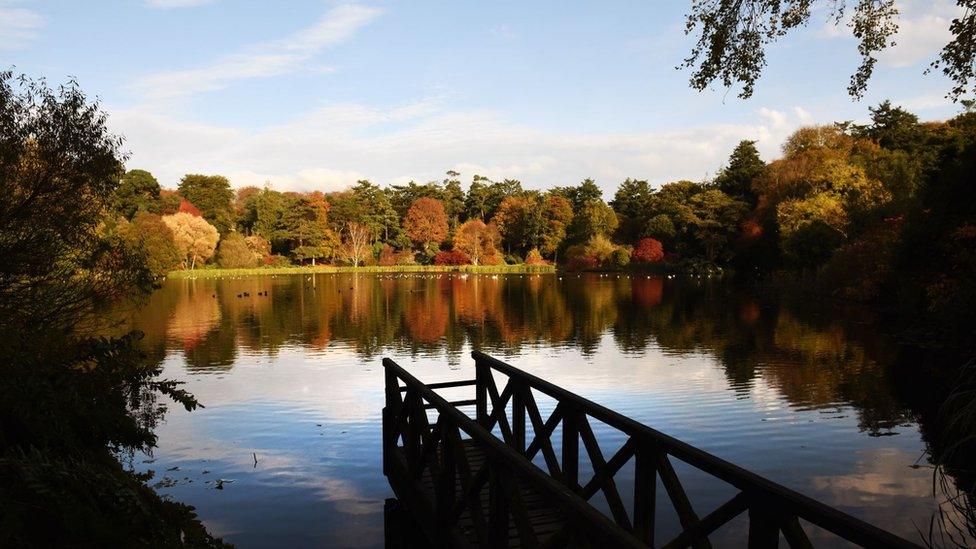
162;212;219;269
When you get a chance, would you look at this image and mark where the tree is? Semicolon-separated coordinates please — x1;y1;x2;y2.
389;181;445;218
217;232;260;268
491;194;538;255
245;235;271;264
113;169;161;219
555;178;604;211
121;212;182;278
714;141;764;204
343;221;371;267
539;193;574;259
682;1;976;101
234;185;262;234
177;174;234;234
756;125;892;266
443;171;466;228
434;250;471;265
570;200;619;243
162;212;219;269
0;71;217;546
403;197;449;257
610;178;652;243
288;191;339;265
633;238;664;263
453;219;500;265
465;176;491;220
689;189;749;262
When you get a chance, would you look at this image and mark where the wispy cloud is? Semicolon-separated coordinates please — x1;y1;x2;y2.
0;1;43;50
132;3;383;100
111;98;810;192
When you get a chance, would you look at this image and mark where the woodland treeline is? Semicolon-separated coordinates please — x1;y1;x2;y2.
115;101;976;351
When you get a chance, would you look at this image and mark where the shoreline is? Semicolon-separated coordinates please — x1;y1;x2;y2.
166;264;556;278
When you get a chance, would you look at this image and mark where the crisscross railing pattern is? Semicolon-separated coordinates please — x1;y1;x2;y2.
382;352;920;548
383;358;643;548
470;351;919;548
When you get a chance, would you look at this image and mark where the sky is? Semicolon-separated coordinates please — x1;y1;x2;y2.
0;0;969;194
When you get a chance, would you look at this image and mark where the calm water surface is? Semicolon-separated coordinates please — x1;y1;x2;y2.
123;273;945;547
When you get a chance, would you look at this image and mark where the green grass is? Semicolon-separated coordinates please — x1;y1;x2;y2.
167;264;556;278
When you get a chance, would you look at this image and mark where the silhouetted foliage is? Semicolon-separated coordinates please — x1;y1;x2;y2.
0;71;224;546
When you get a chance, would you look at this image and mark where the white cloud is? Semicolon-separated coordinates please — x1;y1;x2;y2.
893;92;953;111
111;99;809;193
0;2;42;50
816;0;962;69
878;1;962;68
132;4;383;100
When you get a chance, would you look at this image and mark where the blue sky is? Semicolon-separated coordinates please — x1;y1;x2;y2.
1;0;967;193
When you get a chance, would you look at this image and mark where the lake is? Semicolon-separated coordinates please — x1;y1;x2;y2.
122;272;951;547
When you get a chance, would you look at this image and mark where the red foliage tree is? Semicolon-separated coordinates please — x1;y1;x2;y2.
632;237;664;263
377;244;396;266
178;198;203;217
433;250;471;265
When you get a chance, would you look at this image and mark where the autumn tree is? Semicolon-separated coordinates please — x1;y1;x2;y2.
403;197;449;258
453;219;500;265
177;174;234;234
632;238;664;263
539;193;574;259
492;194;537;255
756;125;891;266
162;212;219;269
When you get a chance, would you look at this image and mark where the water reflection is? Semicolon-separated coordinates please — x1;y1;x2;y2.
121;273;949;546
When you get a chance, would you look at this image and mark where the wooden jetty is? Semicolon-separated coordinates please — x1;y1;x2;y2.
383;351;920;548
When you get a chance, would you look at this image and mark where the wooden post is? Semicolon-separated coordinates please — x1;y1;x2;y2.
562;406;579;491
383;363;401;477
748;505;780;548
512;383;525;454
489;464;510;547
436;418;456;526
475;360;488;427
633;440;657;545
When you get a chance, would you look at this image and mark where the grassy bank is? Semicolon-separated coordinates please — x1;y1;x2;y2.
167;264;556;278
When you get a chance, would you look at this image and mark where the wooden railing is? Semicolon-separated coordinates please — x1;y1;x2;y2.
382;351;921;548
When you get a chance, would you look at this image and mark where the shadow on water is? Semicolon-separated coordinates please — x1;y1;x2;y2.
116;273;971;547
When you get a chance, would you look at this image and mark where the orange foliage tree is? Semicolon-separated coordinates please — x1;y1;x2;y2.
453;219;500;265
403;197;449;258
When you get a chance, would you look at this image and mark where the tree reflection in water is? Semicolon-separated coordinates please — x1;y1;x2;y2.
119;272;972;544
